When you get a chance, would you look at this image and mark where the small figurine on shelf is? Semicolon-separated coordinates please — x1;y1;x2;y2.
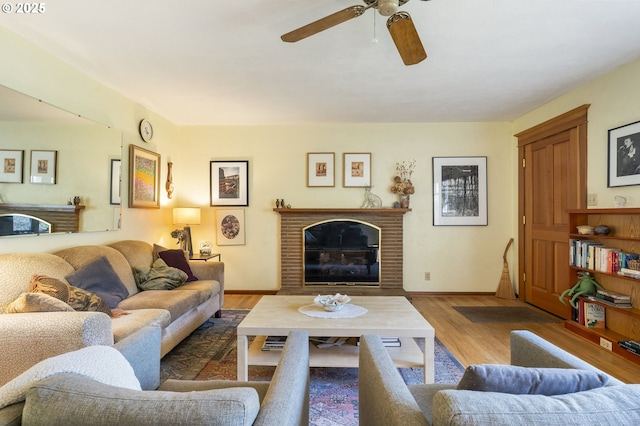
559;271;605;309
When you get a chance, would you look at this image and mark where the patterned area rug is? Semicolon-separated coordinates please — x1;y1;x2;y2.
453;306;561;323
160;309;465;425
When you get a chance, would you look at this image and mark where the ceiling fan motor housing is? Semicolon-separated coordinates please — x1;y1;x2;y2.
377;0;399;16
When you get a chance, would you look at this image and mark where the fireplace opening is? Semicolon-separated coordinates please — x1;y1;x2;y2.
303;219;380;286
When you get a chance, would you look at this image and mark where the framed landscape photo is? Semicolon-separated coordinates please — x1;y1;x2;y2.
343;152;371;187
307;152;335;187
128;145;160;208
110;158;121;205
0;149;23;183
30;150;57;184
215;209;246;245
433;156;487;226
608;120;640;187
210;160;249;206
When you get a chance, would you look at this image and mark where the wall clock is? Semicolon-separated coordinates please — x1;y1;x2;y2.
139;119;153;142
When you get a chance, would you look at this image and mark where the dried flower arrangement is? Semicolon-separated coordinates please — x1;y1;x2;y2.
170;229;187;250
390;160;416;195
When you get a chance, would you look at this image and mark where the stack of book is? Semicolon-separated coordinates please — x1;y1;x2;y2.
356;337;401;347
619;340;640;356
618;268;640;280
261;336;287;351
594;289;633;308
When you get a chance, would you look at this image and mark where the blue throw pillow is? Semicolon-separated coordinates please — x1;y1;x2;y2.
457;364;609;395
65;256;129;309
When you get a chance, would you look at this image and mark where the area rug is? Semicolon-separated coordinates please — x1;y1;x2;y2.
452;306;561;323
160;310;465;426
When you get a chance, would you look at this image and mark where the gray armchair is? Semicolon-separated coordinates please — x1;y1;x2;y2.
18;330;310;426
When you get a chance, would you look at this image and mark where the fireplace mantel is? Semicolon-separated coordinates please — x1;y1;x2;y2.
275;207;409;294
274;208;410;215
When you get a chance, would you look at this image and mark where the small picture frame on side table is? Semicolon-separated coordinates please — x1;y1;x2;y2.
343;152;371;187
0;149;23;183
307;152;335;187
608;120;640;187
30;150;57;184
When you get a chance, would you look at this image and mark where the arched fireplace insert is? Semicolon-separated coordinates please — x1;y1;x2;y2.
303;219;380;286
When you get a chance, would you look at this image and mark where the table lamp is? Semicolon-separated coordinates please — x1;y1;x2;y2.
173;207;201;256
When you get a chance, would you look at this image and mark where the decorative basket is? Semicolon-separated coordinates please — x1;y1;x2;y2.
628;260;640;271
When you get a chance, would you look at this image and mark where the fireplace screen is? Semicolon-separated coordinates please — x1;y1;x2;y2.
303;220;380;285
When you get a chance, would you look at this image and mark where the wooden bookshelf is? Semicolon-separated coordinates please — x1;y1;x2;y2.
565;208;640;365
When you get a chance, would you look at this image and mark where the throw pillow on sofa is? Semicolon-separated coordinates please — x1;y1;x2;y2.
5;292;74;313
29;275;113;317
457;364;609;395
158;249;198;282
65;255;129;309
133;258;188;290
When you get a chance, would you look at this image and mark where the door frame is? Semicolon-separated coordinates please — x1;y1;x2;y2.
516;105;589;301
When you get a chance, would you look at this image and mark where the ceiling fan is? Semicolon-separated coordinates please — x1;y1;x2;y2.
281;0;429;66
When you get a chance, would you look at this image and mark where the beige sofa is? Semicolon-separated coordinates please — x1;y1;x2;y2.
0;240;224;391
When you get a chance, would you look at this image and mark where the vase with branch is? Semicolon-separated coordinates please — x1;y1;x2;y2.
170;229;187;252
390;160;416;208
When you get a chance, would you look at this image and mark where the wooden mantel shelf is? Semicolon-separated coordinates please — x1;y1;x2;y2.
0;203;85;213
274;208;410;214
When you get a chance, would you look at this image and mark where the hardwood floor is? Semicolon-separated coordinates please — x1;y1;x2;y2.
223;293;640;383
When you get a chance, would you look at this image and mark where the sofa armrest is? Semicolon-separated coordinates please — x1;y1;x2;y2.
114;326;161;390
189;261;224;310
510;330;623;385
0;312;113;387
254;330;310;426
358;334;428;426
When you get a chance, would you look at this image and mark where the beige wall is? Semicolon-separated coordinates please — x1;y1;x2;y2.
3;25;638;293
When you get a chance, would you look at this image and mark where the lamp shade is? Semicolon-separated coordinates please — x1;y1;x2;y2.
173;207;201;225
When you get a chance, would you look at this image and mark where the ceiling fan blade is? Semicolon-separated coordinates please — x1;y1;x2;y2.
281;5;366;43
387;12;427;65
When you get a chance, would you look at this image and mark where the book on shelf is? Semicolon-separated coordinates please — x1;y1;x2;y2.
355;337;401;347
261;335;287;351
584;302;605;328
596;289;631;301
588;296;633;309
619;340;640;356
618;268;640;279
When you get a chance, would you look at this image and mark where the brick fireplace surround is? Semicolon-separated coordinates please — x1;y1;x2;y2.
275;208;410;296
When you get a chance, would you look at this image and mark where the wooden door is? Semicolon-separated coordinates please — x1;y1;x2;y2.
517;106;589;319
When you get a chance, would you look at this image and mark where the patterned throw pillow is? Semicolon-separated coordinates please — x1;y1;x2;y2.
29;275;113;317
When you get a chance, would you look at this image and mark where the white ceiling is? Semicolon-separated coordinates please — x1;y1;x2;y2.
2;0;640;126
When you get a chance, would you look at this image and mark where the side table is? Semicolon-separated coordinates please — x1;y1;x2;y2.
189;253;221;261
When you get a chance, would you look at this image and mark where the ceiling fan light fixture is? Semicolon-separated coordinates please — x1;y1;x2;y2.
377;0;399;16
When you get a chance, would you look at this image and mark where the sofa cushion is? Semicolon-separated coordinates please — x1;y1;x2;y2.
5;293;73;313
133;258;188;291
53;246;138;296
111;309;171;343
23;373;260;426
65;256;129;309
158;249;198;282
30;275;113;316
456;364;608;395
116;289;202;322
432;385;640;425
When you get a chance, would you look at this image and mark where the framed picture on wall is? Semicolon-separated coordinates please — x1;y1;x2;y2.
128;145;160;208
343;152;371;187
210;160;249;206
110;158;121;205
433;156;488;226
608;120;640;187
0;149;23;183
215;209;246;245
30;150;57;184
307;152;335;187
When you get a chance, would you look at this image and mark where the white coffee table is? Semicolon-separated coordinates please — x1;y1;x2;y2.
236;295;435;383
